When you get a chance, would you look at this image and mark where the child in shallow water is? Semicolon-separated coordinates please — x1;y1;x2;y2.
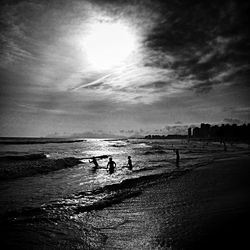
89;157;99;172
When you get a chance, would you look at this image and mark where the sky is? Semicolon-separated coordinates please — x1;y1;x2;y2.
0;0;249;137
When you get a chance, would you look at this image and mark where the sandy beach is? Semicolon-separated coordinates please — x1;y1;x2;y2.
1;143;250;250
93;155;250;250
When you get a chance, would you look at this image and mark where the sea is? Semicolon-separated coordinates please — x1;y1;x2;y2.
0;137;249;249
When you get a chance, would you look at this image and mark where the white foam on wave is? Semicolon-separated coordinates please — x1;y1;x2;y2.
132;143;152;148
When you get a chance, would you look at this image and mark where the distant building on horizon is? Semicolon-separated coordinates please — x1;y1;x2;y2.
193;127;200;138
189;123;250;140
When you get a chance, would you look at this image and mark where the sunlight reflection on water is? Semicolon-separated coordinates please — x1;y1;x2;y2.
0;138;244;216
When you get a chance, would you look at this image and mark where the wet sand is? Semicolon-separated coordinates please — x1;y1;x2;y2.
95;155;250;250
1;153;250;249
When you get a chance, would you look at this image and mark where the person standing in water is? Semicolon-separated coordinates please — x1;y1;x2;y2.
89;157;99;172
107;157;116;174
174;149;180;167
223;141;227;152
127;156;133;170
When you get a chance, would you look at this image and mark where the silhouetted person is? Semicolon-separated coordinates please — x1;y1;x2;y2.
107;157;116;174
89;157;99;172
174;149;180;167
127;156;133;170
223;141;227;152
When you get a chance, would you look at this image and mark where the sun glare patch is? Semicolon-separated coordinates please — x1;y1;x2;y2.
83;22;137;70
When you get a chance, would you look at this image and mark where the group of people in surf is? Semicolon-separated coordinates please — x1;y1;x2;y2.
90;149;180;174
89;156;133;174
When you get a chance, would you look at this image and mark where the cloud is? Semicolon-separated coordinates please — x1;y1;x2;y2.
222;106;250;122
139;81;169;89
164;124;189;135
127;130;135;134
58;131;123;139
223;118;244;124
2;0;249;99
230;107;250;116
191;80;214;94
143;1;250;94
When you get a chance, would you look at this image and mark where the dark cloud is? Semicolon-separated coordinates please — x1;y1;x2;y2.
143;0;250;93
191;80;214;94
219;66;250;87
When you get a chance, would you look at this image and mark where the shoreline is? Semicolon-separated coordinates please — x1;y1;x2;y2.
94;155;250;249
1;154;250;249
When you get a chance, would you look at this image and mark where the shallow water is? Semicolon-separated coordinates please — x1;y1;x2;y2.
0;138;248;249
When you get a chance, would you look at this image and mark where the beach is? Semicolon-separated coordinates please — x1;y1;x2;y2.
1;0;249;248
0;139;250;249
93;155;250;250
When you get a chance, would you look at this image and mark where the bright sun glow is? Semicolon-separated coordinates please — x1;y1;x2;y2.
84;22;137;70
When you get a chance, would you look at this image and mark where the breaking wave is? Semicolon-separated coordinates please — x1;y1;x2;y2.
0;156;81;180
0;153;48;161
2;168;191;224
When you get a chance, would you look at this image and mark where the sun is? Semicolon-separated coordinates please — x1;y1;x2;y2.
84;22;137;70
